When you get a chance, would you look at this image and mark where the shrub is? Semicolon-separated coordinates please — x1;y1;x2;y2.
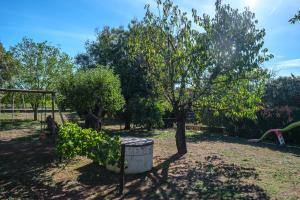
58;66;125;130
264;76;300;108
131;98;165;130
56;123;121;165
197;76;300;145
222;107;300;144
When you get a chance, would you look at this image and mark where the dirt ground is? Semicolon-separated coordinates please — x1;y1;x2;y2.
0;122;300;199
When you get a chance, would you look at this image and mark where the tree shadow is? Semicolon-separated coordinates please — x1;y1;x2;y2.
122;153;269;199
74;153;269;199
76;163;119;186
72;154;183;199
183;155;268;199
74;162;120;197
0;129;274;199
0;119;40;131
187;131;300;157
0;135;86;199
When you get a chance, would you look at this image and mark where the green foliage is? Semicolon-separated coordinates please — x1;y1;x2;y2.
11;37;73;91
131;98;165;129
59;66;125;117
129;0;271;118
194;71;268;120
201;75;300;144
76;26;158;129
56;122;121;165
0;42;18;87
264;75;300;108
76;27;146;100
8;37;73;119
129;0;272;153
289;10;300;24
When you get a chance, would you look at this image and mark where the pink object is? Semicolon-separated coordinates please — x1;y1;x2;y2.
270;129;285;145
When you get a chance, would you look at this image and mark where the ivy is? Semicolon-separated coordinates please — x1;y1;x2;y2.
56;123;121;165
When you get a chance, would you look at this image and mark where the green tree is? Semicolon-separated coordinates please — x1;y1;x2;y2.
76;26;159;130
129;0;272;154
131;98;165;130
289;10;300;24
264;75;300;108
0;42;18;87
59;66;125;130
10;38;73;120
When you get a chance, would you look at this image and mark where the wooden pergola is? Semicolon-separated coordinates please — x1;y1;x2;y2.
0;88;56;120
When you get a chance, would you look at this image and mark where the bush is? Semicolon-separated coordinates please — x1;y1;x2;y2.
56;123;121;165
131;98;165;130
58;66;125;130
197;105;300;144
222;107;300;144
264;76;300;108
197;76;300;145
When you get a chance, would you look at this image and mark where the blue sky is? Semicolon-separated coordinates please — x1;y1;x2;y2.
1;0;300;76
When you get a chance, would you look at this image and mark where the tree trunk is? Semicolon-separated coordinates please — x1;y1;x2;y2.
32;104;38;121
175;111;187;155
146;121;152;131
124;107;131;130
124;118;131;130
85;112;101;131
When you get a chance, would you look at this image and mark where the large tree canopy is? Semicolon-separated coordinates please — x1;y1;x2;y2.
10;38;73;120
59;66;125;130
129;0;272;154
76;26;160;130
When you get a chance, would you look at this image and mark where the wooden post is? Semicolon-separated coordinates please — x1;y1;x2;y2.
22;95;27;119
51;93;55;121
12;93;15;122
119;143;126;195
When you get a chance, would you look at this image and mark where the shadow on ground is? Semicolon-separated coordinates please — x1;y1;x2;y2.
7;118;298;200
0;119;40;131
123;154;269;200
75;153;269;200
0;135;86;199
0;132;270;200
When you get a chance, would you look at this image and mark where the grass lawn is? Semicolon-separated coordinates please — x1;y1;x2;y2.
0;118;299;199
